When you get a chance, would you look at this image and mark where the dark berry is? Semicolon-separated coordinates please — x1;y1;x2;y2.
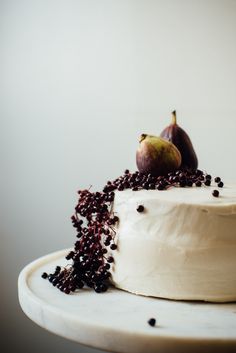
48;275;54;283
196;169;203;176
148;318;156;327
136;205;144;213
218;181;224;188
66;251;74;260
157;184;164;190
110;244;117;250
117;185;124;191
55;266;61;273
52;278;59;286
106;235;112;242
41;272;48;279
172;176;179;183
179;173;186;181
212;190;219;197
77;281;84;289
186;180;193;187
94;283;108;293
104;228;110;235
214;177;221;183
204;180;211;186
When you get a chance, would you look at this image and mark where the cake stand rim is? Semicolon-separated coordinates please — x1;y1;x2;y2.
18;248;236;353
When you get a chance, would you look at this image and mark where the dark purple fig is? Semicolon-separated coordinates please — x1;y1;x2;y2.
160;111;198;171
136;134;181;176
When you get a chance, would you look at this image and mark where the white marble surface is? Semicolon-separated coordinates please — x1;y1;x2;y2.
18;249;236;353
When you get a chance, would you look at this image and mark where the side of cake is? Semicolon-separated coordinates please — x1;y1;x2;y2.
111;185;236;302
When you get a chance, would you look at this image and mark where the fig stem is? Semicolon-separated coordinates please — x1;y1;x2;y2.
139;134;147;143
171;110;177;125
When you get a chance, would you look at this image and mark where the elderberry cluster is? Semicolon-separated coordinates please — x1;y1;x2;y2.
42;168;223;294
42;188;118;294
103;169;223;192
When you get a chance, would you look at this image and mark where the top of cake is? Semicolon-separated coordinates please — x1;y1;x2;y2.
114;183;236;214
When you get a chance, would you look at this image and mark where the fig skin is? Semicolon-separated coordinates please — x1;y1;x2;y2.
136;134;182;176
160;111;198;171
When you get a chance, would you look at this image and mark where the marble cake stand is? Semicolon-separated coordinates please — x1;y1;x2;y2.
18;249;236;353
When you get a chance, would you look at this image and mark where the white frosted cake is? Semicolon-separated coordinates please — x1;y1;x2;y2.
111;184;236;302
43;113;236;303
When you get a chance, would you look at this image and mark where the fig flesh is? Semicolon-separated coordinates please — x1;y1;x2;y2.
136;134;182;176
160;111;198;170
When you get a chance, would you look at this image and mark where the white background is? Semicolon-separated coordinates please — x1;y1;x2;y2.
1;1;236;352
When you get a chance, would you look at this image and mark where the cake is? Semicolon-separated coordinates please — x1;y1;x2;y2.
111;184;236;302
42;111;236;303
43;169;236;302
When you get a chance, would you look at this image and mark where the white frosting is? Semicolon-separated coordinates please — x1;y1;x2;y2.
111;184;236;302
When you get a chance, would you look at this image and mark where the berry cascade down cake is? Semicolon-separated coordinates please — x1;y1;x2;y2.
42;111;236;302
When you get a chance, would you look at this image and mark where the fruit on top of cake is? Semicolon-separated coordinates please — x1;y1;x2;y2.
160;110;198;171
136;134;181;176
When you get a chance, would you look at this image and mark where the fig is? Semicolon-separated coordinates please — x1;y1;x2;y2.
136;134;182;176
160;111;198;170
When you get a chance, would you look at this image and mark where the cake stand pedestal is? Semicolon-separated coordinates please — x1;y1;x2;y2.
18;249;236;353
